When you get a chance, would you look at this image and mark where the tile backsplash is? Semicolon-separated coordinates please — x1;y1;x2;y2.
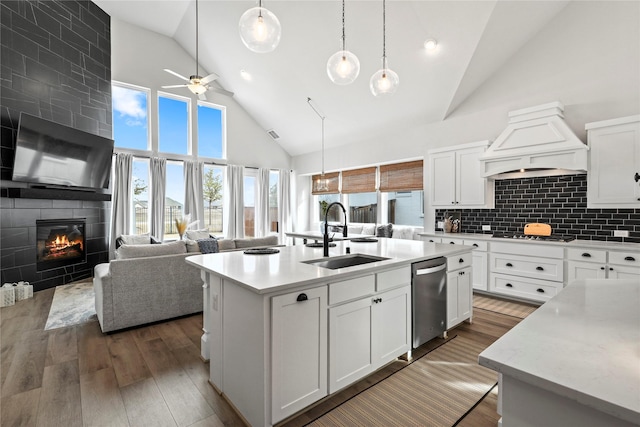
436;174;640;243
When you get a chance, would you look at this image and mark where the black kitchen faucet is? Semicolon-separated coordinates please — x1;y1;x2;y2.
323;202;347;257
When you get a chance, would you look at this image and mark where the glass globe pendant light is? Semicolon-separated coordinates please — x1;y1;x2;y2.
239;0;281;53
327;0;360;85
370;0;399;96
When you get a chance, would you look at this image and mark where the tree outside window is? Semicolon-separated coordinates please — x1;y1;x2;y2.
203;166;223;233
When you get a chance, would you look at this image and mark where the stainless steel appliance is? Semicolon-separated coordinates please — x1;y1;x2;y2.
411;257;447;349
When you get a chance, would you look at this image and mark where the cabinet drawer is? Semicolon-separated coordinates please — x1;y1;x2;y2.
490;253;563;282
376;266;411;292
422;236;442;243
442;237;464;245
491;273;560;302
609;251;640;267
491;241;564;259
464;239;488;251
566;248;607;263
329;275;375;306
447;253;472;272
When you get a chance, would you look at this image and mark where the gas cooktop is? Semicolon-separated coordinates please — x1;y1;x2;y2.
492;232;576;242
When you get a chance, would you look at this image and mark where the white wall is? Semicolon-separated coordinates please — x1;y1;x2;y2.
110;19;291;170
292;0;640;176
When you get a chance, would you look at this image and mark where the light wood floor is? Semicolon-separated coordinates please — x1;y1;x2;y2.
1;288;528;426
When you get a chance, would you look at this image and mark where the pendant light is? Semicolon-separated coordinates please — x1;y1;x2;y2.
326;0;360;85
307;98;329;192
370;0;399;96
239;0;281;53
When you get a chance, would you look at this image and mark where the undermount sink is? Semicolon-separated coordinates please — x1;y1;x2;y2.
302;253;389;270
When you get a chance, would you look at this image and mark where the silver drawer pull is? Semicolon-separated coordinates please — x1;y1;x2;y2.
415;264;446;275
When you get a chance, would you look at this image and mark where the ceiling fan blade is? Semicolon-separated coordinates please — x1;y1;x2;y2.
161;84;188;89
164;69;190;82
200;72;220;85
208;87;234;97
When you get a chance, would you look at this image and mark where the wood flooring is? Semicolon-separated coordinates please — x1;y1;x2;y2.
1;288;530;426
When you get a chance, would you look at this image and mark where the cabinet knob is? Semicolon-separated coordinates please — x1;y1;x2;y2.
536;288;545;293
450;242;456;245
429;239;434;242
296;293;308;302
625;256;636;262
472;244;479;247
372;297;383;304
536;266;544;271
506;263;513;267
506;283;513;288
459;258;464;262
609;267;614;271
600;267;605;270
634;172;640;182
581;253;591;258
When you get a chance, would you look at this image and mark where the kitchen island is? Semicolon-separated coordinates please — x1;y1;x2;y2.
479;279;640;427
186;238;471;426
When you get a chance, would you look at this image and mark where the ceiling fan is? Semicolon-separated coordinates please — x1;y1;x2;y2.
162;0;233;98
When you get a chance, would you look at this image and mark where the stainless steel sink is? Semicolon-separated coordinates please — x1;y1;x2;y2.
302;254;389;270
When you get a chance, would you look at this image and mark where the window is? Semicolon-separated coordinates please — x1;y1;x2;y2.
158;93;190;155
165;161;185;239
131;158;149;234
318;193;341;222
198;102;225;159
244;172;256;237
203;165;224;233
348;192;377;223
269;170;279;233
385;191;424;226
112;83;149;150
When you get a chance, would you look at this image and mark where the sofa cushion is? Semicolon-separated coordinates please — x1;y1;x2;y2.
376;223;393;238
184;239;201;252
348;225;363;235
391;226;413;240
197;238;219;254
234;235;279;248
185;229;212;240
361;224;376;235
217;239;236;251
116;240;187;259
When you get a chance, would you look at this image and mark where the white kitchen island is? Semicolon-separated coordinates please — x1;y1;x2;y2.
479;279;640;427
186;238;471;426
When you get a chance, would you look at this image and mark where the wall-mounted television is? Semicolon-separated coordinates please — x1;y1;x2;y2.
12;113;114;190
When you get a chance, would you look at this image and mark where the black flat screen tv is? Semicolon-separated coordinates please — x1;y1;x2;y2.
12;113;114;190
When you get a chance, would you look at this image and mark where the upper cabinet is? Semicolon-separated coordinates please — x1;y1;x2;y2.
586;115;640;208
428;141;495;208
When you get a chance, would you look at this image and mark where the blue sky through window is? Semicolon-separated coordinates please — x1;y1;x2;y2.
112;85;148;150
159;95;188;155
198;103;223;158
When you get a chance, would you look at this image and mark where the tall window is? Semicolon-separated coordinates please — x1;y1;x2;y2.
203;165;224;233
348;192;377;223
198;102;225;159
318;194;341;222
385;191;423;226
244;172;256;237
132;159;149;234
112;83;149;150
158;93;189;155
165;161;185;239
269;170;279;233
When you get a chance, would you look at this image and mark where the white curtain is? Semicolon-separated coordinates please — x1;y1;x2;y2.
255;168;271;237
278;169;293;245
109;153;132;257
223;164;244;239
150;157;167;241
184;160;204;229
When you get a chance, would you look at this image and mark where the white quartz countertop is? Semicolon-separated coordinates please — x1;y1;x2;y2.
478;279;640;424
186;238;470;294
418;231;640;251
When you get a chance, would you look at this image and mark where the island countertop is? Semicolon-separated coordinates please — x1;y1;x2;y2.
478;279;640;425
186;238;471;294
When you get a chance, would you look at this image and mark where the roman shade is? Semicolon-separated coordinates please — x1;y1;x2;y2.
379;160;423;192
311;172;339;195
341;167;377;194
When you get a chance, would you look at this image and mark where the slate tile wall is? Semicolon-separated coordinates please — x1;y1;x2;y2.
436;174;640;244
0;0;111;291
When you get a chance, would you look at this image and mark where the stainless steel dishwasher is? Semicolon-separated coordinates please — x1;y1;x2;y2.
411;257;447;349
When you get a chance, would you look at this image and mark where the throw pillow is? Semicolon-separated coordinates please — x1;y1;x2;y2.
185;229;212;241
119;234;153;245
197;238;219;254
361;224;376;235
116;240;186;259
376;223;393;238
184;239;201;252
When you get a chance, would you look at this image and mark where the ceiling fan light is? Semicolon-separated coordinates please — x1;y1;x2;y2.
327;50;360;85
239;6;281;53
370;66;399;96
188;83;208;95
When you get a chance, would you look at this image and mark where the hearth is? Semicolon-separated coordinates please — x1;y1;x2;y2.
36;219;86;271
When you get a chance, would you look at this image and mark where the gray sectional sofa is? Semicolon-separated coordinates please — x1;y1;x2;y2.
93;236;279;332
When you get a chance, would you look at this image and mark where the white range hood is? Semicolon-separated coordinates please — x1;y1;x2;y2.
480;102;588;178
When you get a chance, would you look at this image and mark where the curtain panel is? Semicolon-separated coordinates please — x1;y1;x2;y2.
311;171;340;195
150;157;167;241
184;160;205;228
341;167;377;194
224;164;244;239
109;153;132;257
379;160;424;192
255;168;271;237
278;169;292;245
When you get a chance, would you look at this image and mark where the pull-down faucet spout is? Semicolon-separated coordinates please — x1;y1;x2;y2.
323;202;347;257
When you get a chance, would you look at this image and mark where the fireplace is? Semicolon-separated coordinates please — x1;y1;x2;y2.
36;219;86;271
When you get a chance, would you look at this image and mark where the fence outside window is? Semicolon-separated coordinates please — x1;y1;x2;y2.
134;206;223;235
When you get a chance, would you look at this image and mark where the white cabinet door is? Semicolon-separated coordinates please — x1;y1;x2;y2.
328;297;373;393
587;117;640;208
272;286;327;423
430;151;456;206
471;250;488;291
371;285;411;368
457;146;489;206
446;270;460;328
566;260;606;283
447;267;472;329
607;264;640;280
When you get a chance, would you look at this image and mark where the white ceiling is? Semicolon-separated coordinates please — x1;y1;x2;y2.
94;0;570;157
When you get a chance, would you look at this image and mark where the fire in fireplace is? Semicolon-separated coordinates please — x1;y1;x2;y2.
36;219;86;271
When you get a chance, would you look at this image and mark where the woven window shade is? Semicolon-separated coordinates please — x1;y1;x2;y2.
379;160;424;192
341;167;377;194
311;172;340;195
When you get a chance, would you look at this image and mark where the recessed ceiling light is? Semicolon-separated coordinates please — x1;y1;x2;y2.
240;69;252;81
424;38;438;51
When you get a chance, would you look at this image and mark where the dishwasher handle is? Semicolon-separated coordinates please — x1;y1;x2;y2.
415;264;446;275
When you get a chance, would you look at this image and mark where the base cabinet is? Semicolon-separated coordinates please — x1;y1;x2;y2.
272;286;328;423
566;248;640;283
447;267;472;329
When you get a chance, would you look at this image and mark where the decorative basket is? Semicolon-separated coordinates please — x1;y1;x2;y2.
15;282;33;301
1;284;16;307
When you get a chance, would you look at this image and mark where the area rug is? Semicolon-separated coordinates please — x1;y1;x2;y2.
308;336;497;427
44;279;97;330
473;294;538;319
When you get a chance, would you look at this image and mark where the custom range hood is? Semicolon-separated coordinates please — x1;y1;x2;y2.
480;102;588;178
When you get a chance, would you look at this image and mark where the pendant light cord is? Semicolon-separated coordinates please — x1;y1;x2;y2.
195;0;199;76
307;98;326;176
341;0;346;51
382;0;387;69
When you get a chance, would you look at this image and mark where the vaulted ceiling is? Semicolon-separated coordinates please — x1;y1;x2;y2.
94;0;570;157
